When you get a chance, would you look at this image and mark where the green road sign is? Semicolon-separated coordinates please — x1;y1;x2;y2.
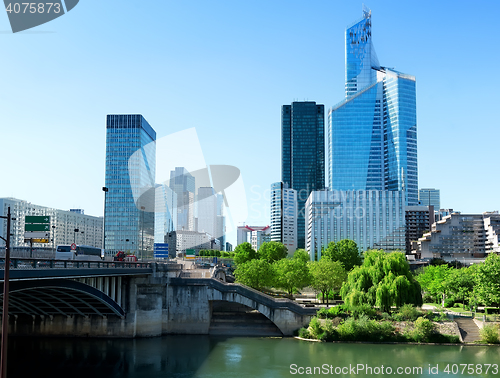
25;223;50;231
25;215;50;224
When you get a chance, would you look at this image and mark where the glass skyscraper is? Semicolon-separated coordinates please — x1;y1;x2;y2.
282;101;325;248
104;114;156;258
328;7;418;205
169;167;195;231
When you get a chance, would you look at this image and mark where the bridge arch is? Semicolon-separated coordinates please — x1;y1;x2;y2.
0;279;125;318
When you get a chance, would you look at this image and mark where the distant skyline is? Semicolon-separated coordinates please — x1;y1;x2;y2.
1;1;499;246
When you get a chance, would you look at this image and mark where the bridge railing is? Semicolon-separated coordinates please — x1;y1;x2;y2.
169;277;318;316
0;257;151;270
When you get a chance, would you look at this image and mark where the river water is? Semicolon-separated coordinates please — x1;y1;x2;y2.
7;335;500;377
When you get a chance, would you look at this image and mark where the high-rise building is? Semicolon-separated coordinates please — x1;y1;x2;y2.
215;194;225;251
104;114;156;258
196;187;224;250
169;167;195;231
306;189;406;260
270;182;298;254
328;7;418;206
419;188;440;210
0;198;103;251
281;101;325;248
154;184;177;244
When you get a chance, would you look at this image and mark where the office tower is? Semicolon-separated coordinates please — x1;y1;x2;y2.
328;7;418;205
216;194;225;251
169;167;195;231
104;114;156;258
281;101;325;248
196;187;223;249
154;184;177;244
306;189;406;260
405;205;434;254
419;188;440;210
237;225;270;246
0;197;103;250
270;182;298;254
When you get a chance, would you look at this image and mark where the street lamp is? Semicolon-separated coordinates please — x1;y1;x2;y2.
74;228;79;244
141;206;145;261
52;225;56;249
81;231;85;245
0;207;13;378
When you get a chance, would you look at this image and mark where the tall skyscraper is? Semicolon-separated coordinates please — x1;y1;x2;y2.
196;187;224;250
281;101;325;248
270;182;298;254
328;7;418;205
104;114;156;258
154;184;177;244
169;167;195;231
419;188;440;210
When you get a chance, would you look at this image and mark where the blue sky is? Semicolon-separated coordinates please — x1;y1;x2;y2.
1;1;499;245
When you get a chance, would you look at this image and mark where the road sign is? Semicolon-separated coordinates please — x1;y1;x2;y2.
154;243;169;258
186;249;196;259
71;243;77;250
25;216;50;224
25;224;50;232
31;238;49;243
24;232;50;239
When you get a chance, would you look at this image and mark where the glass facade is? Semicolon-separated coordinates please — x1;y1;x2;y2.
270;182;297;254
281;102;325;248
169;167;195;231
418;188;440;209
104;114;156;258
328;8;418;206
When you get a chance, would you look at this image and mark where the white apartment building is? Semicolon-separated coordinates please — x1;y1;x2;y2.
270;182;297;254
0;197;103;250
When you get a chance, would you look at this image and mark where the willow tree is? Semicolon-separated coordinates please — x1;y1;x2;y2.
340;250;422;312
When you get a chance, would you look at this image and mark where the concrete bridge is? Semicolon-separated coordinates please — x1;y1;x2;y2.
0;258;317;337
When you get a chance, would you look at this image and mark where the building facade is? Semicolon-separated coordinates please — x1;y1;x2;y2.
306;189;406;260
328;8;418;206
169;167;195;231
104;114;156;258
270;182;298;254
418;213;490;263
405;205;433;254
484;212;500;254
196;187;224;251
281;101;325;249
0;198;103;250
418;188;440;210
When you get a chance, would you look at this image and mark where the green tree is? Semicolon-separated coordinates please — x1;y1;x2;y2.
444;265;476;305
475;254;500;306
323;239;362;271
273;258;311;297
308;259;347;305
258;241;288;263
233;242;257;265
416;264;452;305
293;249;310;264
340;250;422;311
234;259;274;291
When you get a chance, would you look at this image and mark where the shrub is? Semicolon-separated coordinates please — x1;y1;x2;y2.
331;317;343;326
349;303;377;319
309;317;323;339
336;316;395;342
397;304;421;321
317;308;329;319
381;312;391;321
479;324;500;344
298;327;311;339
327;305;348;318
444;298;455;308
412;317;435;342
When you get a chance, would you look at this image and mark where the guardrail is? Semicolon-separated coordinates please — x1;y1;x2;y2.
0;257;151;270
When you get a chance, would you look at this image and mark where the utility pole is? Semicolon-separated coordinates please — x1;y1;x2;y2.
0;207;13;378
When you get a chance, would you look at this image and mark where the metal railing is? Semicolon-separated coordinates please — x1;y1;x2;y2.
0;257;151;270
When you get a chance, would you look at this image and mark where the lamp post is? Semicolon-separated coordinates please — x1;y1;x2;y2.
102;187;108;257
81;231;85;245
74;228;79;244
51;225;56;250
0;207;13;378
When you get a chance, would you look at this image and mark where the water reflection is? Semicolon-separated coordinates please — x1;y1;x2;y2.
7;336;500;378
